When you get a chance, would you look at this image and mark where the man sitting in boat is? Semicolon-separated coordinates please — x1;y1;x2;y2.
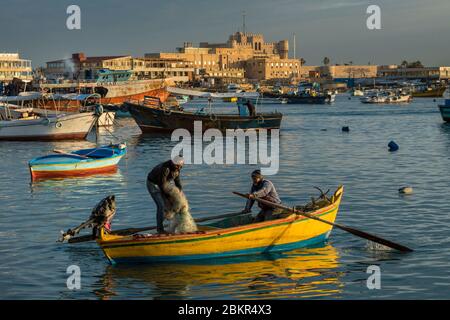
146;156;184;233
241;170;282;222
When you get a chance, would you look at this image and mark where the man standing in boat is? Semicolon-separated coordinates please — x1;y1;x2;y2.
244;99;256;117
242;170;281;222
146;156;185;233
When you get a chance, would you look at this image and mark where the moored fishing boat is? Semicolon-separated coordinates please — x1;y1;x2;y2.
126;88;282;133
360;91;412;104
412;86;446;98
96;186;343;264
352;89;364;96
0;108;99;140
263;91;335;104
29;143;126;179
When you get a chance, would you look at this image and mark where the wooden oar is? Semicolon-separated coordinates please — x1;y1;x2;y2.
53;149;88;158
233;191;413;253
67;210;248;244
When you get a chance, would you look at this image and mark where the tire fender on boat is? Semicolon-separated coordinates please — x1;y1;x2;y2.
210;113;217;121
257;115;265;124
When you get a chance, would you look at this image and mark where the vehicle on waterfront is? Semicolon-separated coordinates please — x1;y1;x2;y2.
0;94;99;140
96;186;343;264
28;143;126;180
125;88;282;133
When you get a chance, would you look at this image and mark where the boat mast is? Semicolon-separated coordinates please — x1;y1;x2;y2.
293;33;296;59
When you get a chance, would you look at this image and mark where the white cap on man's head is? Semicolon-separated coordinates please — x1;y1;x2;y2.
172;155;185;166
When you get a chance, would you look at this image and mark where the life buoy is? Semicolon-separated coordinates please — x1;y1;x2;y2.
55;121;63;128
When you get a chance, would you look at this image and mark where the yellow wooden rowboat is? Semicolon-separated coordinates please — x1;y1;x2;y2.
97;186;344;264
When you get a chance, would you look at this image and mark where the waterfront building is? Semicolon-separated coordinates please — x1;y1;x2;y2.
0;53;33;82
131;57;193;82
44;53;194;82
377;65;450;81
146;31;301;82
244;56;300;82
302;65;378;80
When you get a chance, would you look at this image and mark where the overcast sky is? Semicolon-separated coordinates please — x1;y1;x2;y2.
1;0;450;67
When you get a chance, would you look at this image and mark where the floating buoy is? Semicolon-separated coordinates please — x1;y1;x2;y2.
348;97;351;100
399;186;413;194
342;126;350;132
388;140;399;152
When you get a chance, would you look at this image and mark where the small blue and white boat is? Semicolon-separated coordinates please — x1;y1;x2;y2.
29;143;127;180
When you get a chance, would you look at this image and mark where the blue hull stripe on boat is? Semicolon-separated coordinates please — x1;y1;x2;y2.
109;231;331;264
30;156;123;171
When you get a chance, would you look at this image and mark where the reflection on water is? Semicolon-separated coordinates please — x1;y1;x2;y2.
93;245;343;300
30;171;124;193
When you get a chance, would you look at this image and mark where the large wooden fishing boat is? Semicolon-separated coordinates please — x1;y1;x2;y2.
263;91;335;104
35;70;173;107
125;88;282;133
412;86;446;98
127;102;283;133
96;186;343;264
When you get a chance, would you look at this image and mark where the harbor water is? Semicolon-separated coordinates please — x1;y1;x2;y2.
1;95;450;299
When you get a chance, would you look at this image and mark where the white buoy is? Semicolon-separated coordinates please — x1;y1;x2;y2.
399;186;413;194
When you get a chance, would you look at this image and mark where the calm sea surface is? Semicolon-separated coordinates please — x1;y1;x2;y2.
1;95;450;299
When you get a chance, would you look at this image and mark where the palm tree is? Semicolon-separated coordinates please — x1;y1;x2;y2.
410;61;424;68
300;58;306;66
401;60;408;68
323;57;330;66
